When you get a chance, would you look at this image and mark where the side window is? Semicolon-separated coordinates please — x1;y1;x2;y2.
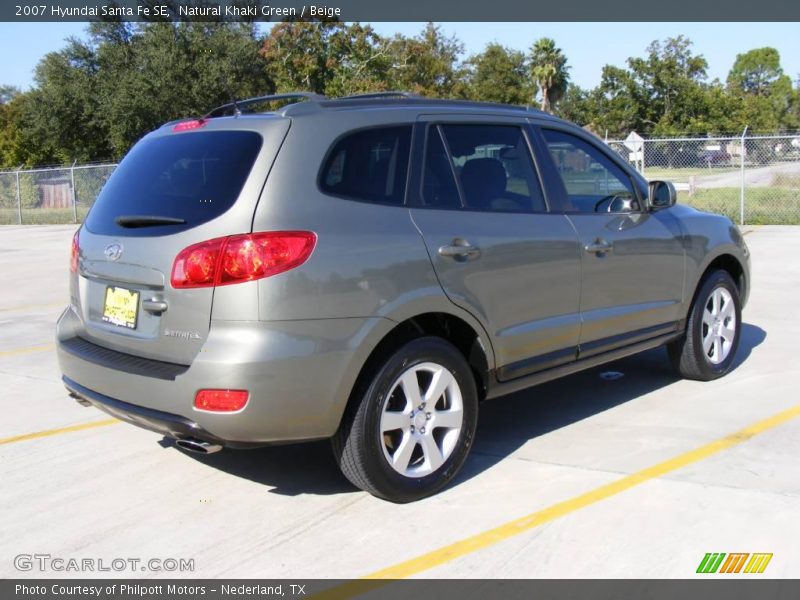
421;126;462;209
320;126;411;205
541;129;639;213
440;124;546;213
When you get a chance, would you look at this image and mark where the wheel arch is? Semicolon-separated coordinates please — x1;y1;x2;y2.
333;307;494;436
690;252;748;310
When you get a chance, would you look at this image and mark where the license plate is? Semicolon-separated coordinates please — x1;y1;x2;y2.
102;286;140;330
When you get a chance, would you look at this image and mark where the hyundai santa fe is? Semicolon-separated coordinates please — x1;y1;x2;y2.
57;92;750;502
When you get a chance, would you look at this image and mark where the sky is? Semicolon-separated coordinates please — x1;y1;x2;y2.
0;22;798;92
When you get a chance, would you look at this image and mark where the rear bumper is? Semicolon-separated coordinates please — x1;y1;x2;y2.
63;376;256;447
57;306;394;444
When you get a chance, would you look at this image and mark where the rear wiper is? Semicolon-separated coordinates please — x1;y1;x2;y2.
115;215;187;228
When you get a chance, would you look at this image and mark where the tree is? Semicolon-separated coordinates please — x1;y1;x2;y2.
728;47;785;96
15;22;271;163
7;25;800;169
21;37;109;164
261;22;345;94
261;22;395;97
529;38;570;113
0;86;25;165
95;22;269;154
582;36;717;137
792;75;800;128
325;24;393;96
726;48;795;132
463;43;530;105
0;85;20;105
386;23;464;98
628;36;710;135
590;64;644;136
0;93;31;166
556;84;597;129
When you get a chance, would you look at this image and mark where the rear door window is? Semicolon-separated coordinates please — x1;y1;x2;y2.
421;126;462;209
84;130;263;237
428;124;546;213
320;126;412;205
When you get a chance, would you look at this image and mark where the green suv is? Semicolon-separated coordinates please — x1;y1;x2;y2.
57;92;750;502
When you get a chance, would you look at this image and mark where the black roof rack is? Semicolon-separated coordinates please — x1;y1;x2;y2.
204;92;326;118
338;91;420;100
312;96;545;114
166;91;552;126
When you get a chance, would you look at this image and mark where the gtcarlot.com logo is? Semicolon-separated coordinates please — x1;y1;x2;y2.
14;553;195;573
697;552;773;574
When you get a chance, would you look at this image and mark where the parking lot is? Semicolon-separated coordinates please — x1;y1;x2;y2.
1;224;799;579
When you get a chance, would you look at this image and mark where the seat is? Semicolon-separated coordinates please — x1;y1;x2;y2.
460;158;507;210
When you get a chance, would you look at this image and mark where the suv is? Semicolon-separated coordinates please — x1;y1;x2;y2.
57;92;750;503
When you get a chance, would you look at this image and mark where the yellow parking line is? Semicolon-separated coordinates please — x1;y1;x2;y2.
0;343;55;358
326;403;800;588
0;419;118;446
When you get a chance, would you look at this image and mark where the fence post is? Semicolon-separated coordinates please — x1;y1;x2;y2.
641;139;646;178
70;160;78;224
15;167;22;225
740;126;748;226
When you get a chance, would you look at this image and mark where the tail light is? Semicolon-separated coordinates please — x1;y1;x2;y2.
194;389;249;412
171;231;316;289
70;229;80;273
172;119;207;132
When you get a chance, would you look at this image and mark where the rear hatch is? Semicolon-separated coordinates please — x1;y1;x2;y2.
71;117;289;365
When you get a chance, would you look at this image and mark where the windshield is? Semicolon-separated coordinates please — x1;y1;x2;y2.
85;130;263;237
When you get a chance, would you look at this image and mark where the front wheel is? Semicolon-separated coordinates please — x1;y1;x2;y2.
332;337;479;503
668;269;742;381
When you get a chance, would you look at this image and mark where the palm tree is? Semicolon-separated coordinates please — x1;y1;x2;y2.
529;38;570;113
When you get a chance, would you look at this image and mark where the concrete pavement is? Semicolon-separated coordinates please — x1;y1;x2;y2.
0;225;798;579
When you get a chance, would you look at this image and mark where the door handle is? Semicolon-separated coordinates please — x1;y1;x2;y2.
438;239;481;261
142;299;168;314
584;239;613;255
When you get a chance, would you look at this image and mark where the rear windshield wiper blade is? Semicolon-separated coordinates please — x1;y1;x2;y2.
115;215;187;228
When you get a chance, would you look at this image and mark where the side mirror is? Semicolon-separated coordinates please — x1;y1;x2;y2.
649;180;677;210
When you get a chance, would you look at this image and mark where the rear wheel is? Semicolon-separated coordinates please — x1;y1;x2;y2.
669;269;741;381
332;337;479;503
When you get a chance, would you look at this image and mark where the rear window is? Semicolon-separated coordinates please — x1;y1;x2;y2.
320;126;411;205
85;131;263;237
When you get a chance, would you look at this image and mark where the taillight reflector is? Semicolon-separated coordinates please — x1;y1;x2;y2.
172;119;207;132
70;229;80;273
194;389;249;412
171;231;316;289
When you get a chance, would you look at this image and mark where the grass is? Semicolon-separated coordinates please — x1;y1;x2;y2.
644;166;740;181
771;173;800;187
679;187;800;225
0;206;90;225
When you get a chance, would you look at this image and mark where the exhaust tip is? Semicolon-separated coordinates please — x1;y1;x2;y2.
176;438;223;455
67;390;92;407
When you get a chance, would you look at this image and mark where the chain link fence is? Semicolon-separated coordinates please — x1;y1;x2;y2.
2;133;800;225
0;163;117;225
607;133;800;225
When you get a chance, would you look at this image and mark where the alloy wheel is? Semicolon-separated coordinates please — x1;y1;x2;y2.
379;362;464;478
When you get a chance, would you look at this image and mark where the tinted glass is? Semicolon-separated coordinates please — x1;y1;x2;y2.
320;126;411;205
542;129;638;213
85;131;263;237
421;127;462;209
440;124;546;213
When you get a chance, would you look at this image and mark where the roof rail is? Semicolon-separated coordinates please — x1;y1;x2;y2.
204;92;326;118
338;91;420;100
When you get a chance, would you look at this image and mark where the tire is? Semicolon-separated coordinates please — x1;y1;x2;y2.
668;269;742;381
332;336;479;503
